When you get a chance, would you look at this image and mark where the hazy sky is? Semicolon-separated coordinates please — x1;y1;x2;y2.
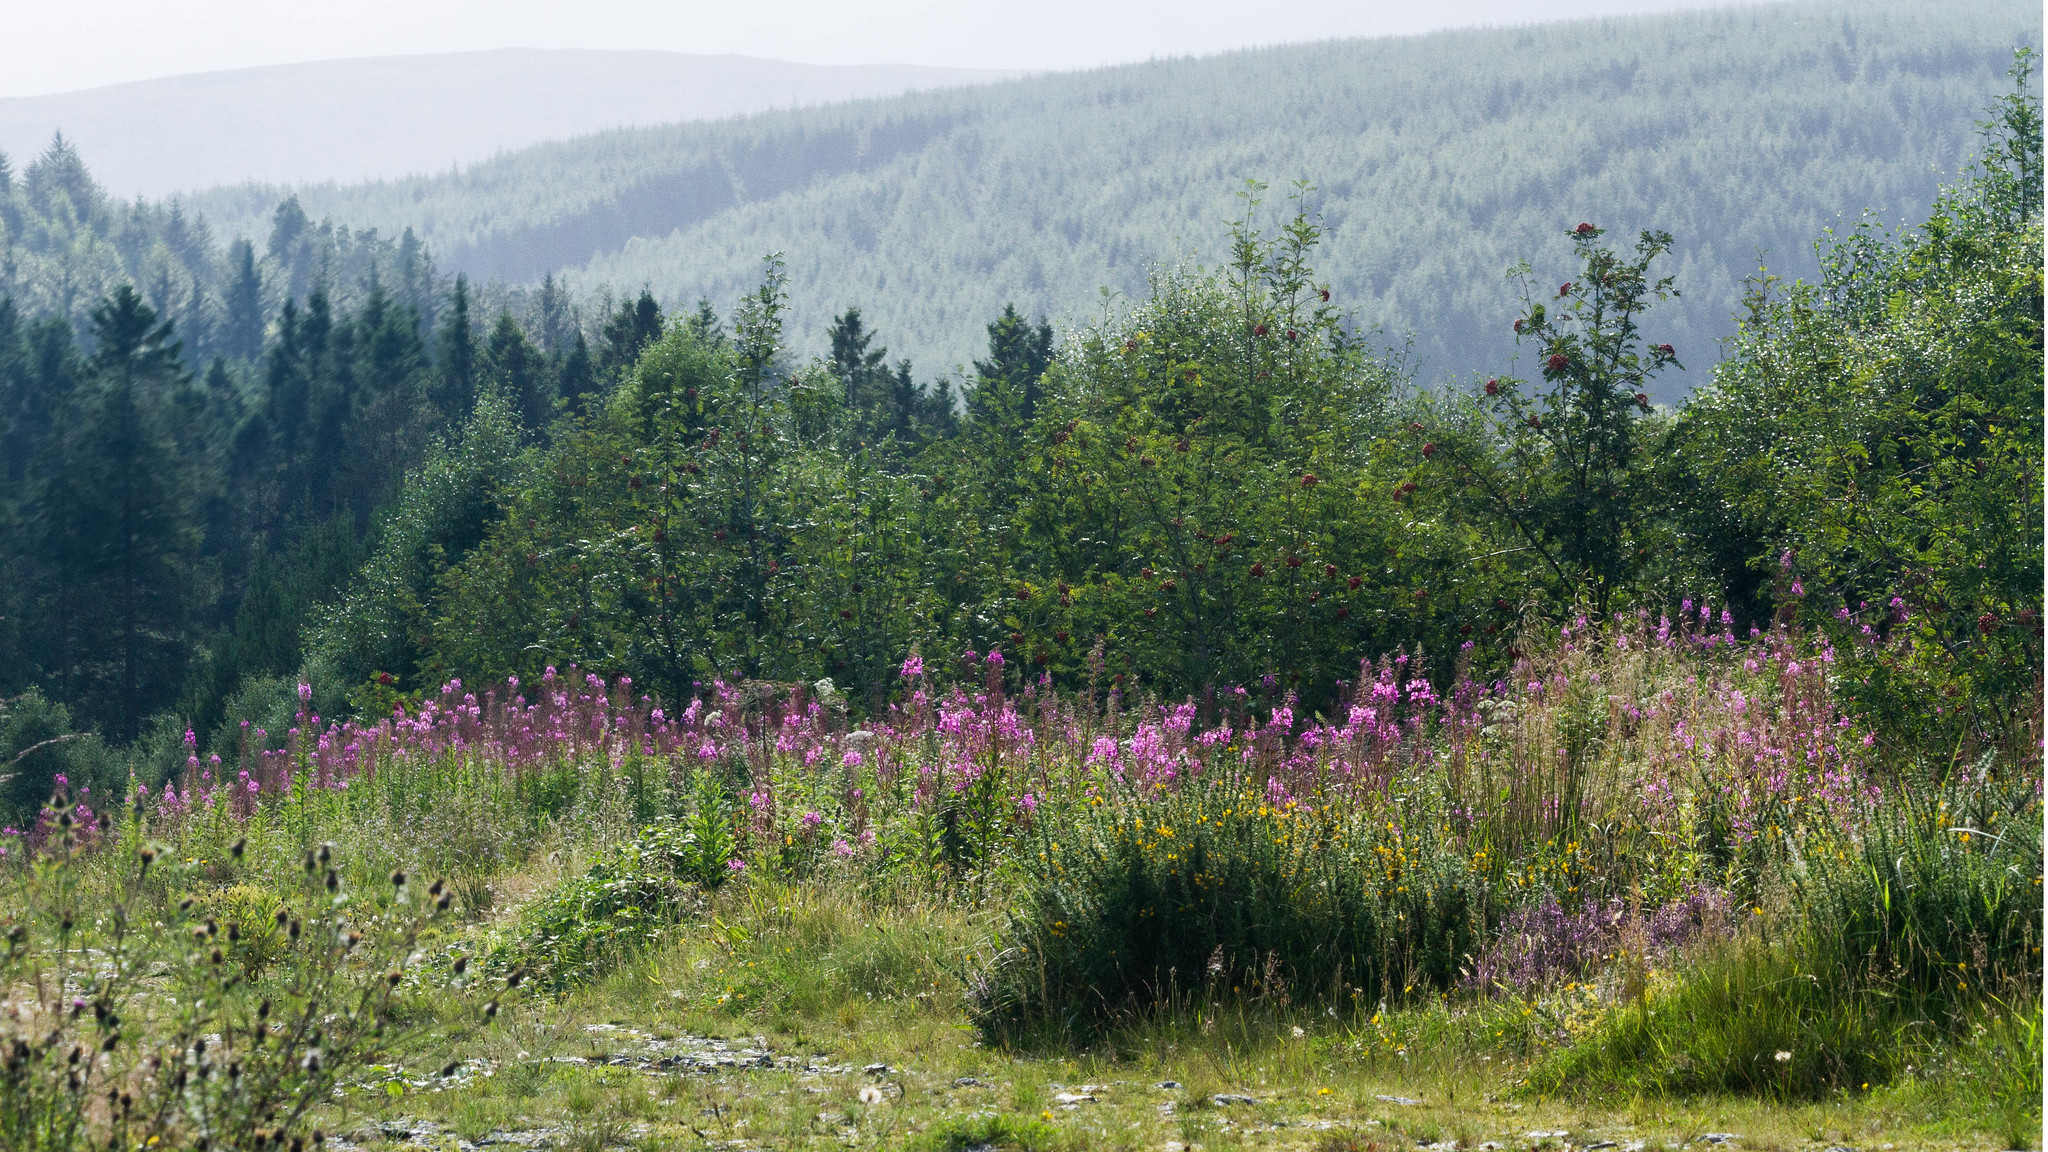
6;0;1754;98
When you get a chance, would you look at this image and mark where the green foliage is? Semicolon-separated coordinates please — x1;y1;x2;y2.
0;690;116;829
1534;771;2043;1101
1423;226;1682;616
1674;50;2044;751
494;822;705;993
975;776;1485;1044
0;826;454;1152
309;394;526;699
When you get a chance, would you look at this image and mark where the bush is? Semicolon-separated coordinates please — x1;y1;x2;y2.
494;821;711;992
972;773;1486;1043
0;690;119;830
1538;774;2043;1100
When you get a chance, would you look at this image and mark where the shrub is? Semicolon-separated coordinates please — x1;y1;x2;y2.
494;821;709;992
972;772;1487;1042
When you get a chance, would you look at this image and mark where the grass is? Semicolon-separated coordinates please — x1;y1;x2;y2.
3;619;2038;1150
325;875;2033;1151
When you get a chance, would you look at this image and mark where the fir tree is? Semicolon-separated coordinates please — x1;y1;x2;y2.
600;289;663;378
484;308;554;432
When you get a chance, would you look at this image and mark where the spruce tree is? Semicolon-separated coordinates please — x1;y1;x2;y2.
434;274;477;425
222;238;264;362
484;309;554;432
65;287;198;738
557;331;598;416
600;289;663;378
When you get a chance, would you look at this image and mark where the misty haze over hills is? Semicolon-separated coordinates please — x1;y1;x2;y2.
0;0;2036;393
0;51;1019;198
175;0;2036;391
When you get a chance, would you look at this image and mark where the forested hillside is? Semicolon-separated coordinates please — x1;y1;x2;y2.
175;0;2040;387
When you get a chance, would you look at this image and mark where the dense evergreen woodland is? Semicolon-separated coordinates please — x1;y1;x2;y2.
0;52;2038;832
172;0;2038;386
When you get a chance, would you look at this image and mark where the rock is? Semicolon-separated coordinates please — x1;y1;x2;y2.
1376;1094;1422;1105
1700;1136;1740;1146
1585;1143;1618;1150
1820;1146;1856;1152
861;1062;891;1076
1524;1132;1571;1141
1476;1143;1504;1151
953;1076;981;1086
1053;1091;1097;1105
1156;1080;1181;1089
1213;1093;1259;1106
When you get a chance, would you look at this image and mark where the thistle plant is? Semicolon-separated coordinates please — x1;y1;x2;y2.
0;800;460;1152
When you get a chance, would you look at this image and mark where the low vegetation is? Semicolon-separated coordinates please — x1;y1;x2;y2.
0;42;2037;1152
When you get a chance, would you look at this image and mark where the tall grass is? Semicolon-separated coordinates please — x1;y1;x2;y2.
8;611;2037;1108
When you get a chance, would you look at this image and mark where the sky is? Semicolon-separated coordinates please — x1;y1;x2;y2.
5;0;1751;98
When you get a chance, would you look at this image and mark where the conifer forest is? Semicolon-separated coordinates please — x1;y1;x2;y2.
0;4;2040;1150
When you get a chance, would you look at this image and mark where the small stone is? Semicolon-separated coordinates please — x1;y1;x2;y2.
1821;1146;1856;1152
1053;1091;1097;1105
1157;1080;1182;1089
1376;1094;1422;1106
1213;1093;1259;1106
862;1062;891;1076
1701;1137;1740;1146
1586;1143;1618;1150
953;1076;981;1086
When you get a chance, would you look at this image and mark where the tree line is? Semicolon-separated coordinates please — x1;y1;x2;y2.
0;59;2037;824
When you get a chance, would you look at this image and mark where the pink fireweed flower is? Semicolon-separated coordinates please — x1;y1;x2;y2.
800;811;823;828
726;858;747;872
842;749;863;768
900;655;924;678
832;838;854;857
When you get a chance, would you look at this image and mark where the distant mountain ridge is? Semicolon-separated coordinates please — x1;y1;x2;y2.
164;0;2036;392
0;50;1021;198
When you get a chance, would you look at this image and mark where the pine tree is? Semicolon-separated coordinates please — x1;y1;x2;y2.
600;289;663;378
828;306;889;410
686;298;727;347
267;195;315;302
535;273;575;356
966;303;1054;452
